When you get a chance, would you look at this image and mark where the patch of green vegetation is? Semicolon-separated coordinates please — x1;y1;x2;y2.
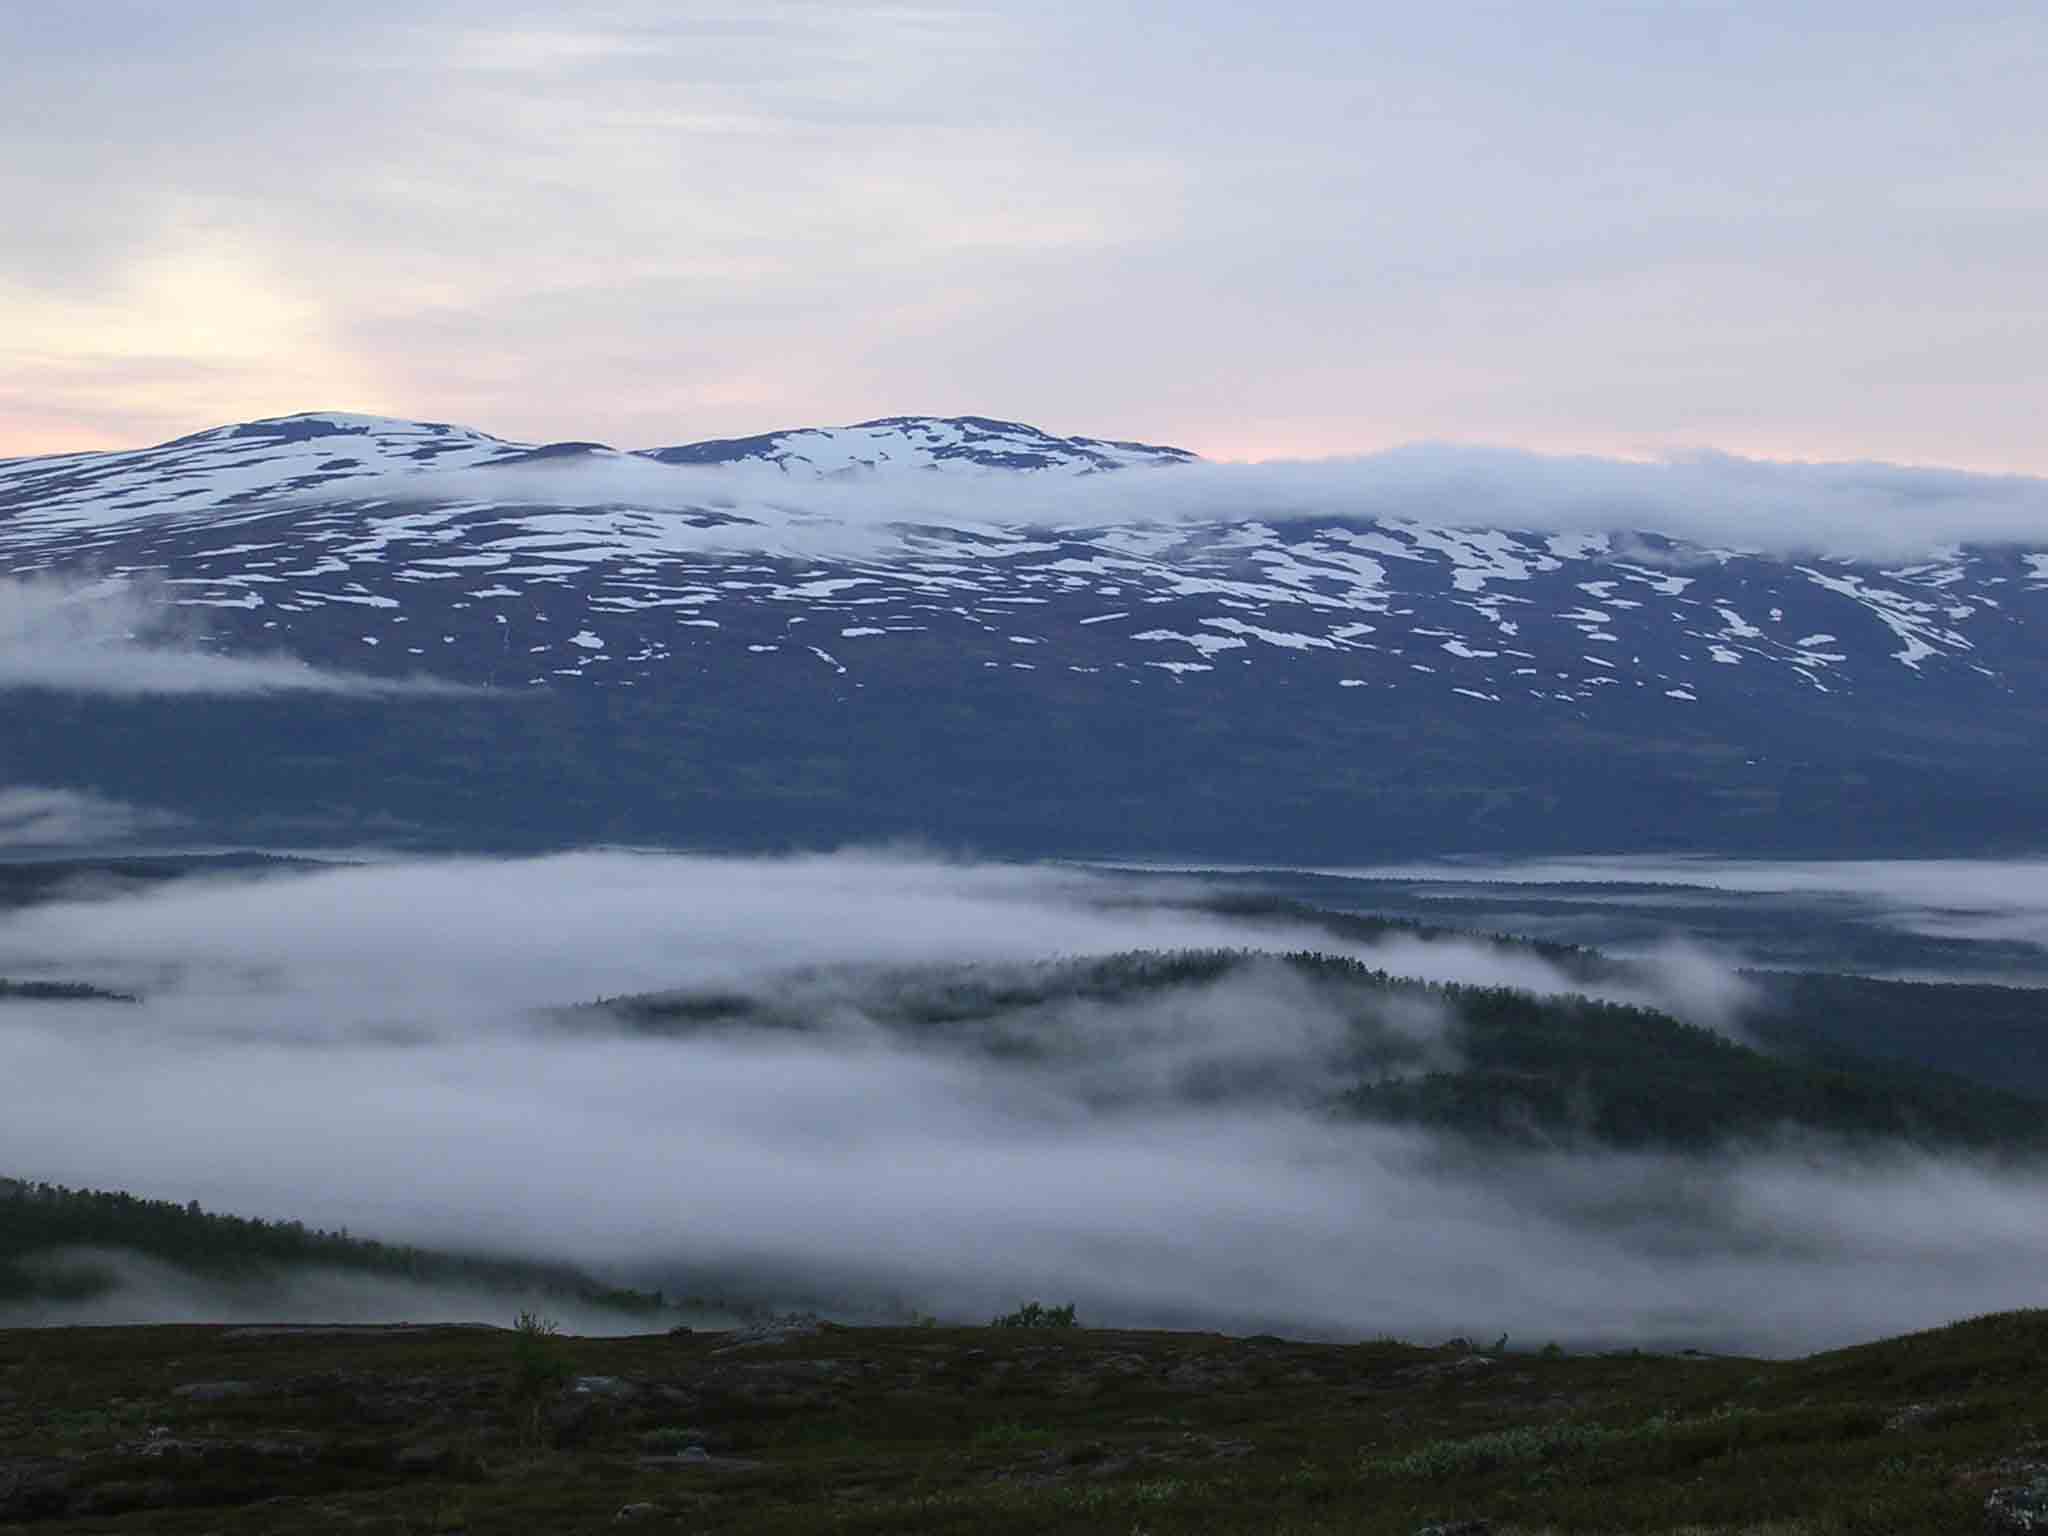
7;1309;2040;1533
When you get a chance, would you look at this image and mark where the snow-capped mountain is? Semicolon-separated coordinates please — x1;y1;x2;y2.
0;412;1188;547
640;414;1199;475
4;412;2045;858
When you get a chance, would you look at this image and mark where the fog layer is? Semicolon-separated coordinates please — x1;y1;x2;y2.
0;786;163;849
1339;855;2048;954
339;442;2048;562
3;850;2043;1352
0;576;467;696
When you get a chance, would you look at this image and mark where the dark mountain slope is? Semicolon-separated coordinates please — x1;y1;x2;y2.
6;412;2047;857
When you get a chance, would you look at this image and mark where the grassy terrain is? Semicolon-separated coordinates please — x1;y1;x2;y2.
3;1309;2045;1533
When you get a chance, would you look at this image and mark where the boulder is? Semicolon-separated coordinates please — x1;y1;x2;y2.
1987;1474;2048;1534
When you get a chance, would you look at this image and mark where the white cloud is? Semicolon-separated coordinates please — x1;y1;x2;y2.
2;848;2042;1351
0;576;469;696
2;1248;664;1335
0;786;160;849
331;441;2048;562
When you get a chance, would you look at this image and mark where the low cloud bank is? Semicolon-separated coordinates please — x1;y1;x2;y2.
0;785;163;848
1342;855;2048;956
0;1248;670;1335
1;850;2042;1352
338;443;2048;562
0;576;469;697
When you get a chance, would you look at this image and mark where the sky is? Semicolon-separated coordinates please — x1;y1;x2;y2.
5;1;2047;466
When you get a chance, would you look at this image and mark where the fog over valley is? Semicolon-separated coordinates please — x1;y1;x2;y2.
5;849;2046;1354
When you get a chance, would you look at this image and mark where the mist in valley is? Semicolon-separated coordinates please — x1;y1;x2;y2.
3;849;2046;1354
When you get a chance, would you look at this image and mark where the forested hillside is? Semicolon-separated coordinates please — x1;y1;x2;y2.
0;1179;664;1313
594;948;2048;1154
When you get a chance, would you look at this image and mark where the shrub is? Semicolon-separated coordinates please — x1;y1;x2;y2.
991;1300;1079;1329
506;1311;571;1451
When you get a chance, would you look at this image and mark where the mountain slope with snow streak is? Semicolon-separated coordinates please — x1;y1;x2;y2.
4;412;2045;858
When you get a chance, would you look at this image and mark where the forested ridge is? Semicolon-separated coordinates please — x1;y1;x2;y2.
1745;970;2048;1100
0;979;136;1002
0;1178;664;1312
601;946;2048;1154
1336;974;2048;1151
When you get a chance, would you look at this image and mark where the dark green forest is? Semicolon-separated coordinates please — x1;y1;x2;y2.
1337;973;2048;1152
595;947;2048;1154
0;853;316;911
1745;970;2048;1100
0;1178;664;1313
1185;892;1604;975
0;980;135;1003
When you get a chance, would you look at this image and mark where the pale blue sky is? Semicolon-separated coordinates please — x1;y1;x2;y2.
4;0;2044;465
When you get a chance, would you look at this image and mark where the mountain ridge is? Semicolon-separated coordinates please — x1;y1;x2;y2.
4;411;2046;857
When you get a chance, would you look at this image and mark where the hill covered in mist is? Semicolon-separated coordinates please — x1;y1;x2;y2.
591;947;2048;1154
0;1178;673;1328
6;847;2048;1351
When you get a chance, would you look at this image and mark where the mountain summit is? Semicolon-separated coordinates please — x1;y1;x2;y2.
0;413;1194;543
639;415;1199;475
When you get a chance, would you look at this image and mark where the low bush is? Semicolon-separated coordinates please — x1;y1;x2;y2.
991;1300;1079;1329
